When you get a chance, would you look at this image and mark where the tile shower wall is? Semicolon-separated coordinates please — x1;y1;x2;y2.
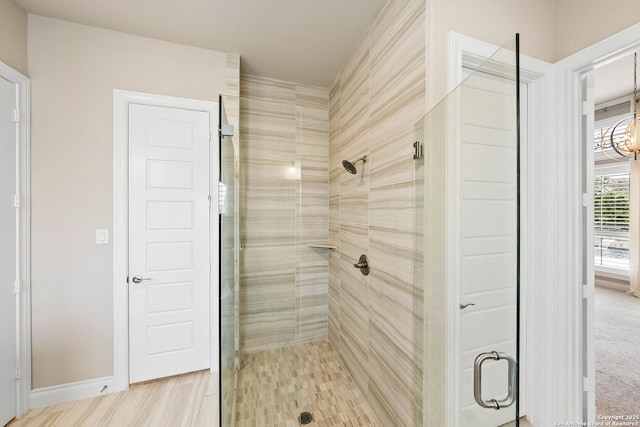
239;75;329;354
328;0;426;425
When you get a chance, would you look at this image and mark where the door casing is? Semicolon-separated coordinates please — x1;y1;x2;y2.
556;22;640;425
447;32;555;426
113;90;219;392
0;60;31;419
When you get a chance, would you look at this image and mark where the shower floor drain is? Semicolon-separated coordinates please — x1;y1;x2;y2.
298;411;313;425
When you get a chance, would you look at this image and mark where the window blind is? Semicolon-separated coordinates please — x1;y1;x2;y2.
594;171;630;270
593;125;629;152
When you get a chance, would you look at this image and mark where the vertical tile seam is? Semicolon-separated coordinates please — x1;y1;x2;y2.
337;73;343;354
368;19;374;398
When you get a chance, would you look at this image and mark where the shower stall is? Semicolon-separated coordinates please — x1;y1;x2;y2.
220;35;521;427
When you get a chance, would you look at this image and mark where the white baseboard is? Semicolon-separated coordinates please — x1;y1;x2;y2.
595;277;630;293
31;376;115;409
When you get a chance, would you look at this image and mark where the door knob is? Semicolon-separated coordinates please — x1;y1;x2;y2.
131;275;151;284
460;302;476;309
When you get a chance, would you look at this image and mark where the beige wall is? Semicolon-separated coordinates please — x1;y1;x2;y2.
0;0;27;75
554;0;640;61
426;0;554;109
28;14;236;389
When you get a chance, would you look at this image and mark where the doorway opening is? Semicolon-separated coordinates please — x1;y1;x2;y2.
0;61;30;424
586;51;640;418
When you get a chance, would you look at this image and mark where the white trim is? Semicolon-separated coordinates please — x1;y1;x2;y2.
113;90;220;393
31;377;114;409
0;61;31;418
582;71;597;423
556;22;640;425
594;266;629;281
593;161;630;175
448;32;556;426
594;275;629;292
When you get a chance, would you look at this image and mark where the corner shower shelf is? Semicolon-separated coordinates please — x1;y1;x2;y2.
307;243;337;249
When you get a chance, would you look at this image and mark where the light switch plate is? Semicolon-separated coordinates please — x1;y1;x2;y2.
96;229;109;245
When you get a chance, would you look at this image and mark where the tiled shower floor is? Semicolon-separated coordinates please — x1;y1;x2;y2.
234;340;380;427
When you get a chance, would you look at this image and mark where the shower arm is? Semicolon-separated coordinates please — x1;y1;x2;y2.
353;156;367;165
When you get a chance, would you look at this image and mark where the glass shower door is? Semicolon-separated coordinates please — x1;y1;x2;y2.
418;35;520;427
219;95;239;427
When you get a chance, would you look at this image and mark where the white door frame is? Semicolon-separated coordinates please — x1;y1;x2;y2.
113;90;219;392
556;22;640;425
0;60;31;418
447;32;556;426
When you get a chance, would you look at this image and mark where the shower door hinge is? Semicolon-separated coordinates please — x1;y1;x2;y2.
582;284;594;300
583;376;595;392
219;124;234;137
413;141;423;159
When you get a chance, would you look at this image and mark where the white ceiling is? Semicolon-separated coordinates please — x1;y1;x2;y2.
14;0;387;88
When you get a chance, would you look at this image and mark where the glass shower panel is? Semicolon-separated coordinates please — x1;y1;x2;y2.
233;94;301;427
418;35;520;427
220;95;240;427
414;126;425;427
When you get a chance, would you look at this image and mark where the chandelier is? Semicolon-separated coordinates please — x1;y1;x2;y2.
600;52;640;161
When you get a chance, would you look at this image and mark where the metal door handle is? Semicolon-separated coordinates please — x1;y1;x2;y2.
460;302;475;309
131;275;151;284
473;351;516;410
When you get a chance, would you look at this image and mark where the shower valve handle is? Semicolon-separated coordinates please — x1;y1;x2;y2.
352;254;370;276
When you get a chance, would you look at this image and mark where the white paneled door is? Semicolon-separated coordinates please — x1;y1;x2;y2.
128;103;211;384
0;76;17;425
457;69;520;426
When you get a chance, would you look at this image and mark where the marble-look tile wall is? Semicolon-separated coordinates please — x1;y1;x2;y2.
239;75;329;354
328;0;426;425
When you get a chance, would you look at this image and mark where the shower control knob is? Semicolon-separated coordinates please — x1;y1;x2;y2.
352;254;370;276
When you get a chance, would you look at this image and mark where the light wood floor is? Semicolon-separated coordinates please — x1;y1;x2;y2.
5;353;534;427
7;370;219;427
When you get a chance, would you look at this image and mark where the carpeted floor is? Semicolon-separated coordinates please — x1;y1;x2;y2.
595;286;640;418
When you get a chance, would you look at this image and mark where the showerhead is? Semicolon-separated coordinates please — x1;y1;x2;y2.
342;156;367;174
342;160;357;174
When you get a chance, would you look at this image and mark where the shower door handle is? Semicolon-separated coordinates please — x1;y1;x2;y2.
473;351;516;410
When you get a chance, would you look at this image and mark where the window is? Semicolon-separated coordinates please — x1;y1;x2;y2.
594;169;630;271
593;105;632;274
